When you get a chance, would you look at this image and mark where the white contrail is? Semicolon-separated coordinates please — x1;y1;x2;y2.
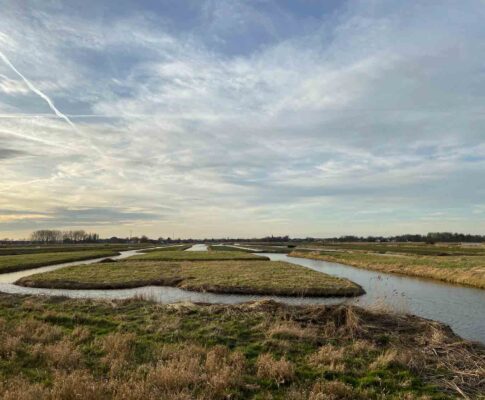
0;50;77;130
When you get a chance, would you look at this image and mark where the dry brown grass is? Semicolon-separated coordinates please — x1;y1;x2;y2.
369;348;411;369
308;344;346;372
13;318;63;344
267;320;317;340
43;339;83;370
256;353;295;385
287;380;361;400
98;332;137;377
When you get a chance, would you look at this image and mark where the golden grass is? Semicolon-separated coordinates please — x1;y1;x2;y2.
256;353;295;385
291;250;485;289
308;344;346;372
17;259;365;297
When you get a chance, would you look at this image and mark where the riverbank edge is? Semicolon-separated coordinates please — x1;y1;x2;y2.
290;251;485;289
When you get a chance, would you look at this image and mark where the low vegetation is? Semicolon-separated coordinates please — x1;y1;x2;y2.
0;294;483;399
291;250;485;289
0;250;120;274
130;250;269;261
17;260;364;297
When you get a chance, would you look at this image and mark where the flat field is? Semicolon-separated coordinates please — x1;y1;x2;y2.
17;259;364;297
0;294;483;399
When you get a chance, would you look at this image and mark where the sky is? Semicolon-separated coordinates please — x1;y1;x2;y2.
0;0;484;239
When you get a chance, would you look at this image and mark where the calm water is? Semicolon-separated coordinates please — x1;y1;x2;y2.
269;253;485;344
0;249;484;343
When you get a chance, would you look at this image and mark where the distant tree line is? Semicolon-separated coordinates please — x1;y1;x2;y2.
2;231;483;246
30;230;100;244
322;232;485;243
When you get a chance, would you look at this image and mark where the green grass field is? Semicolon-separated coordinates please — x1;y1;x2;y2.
17;260;364;297
130;250;269;261
0;293;482;399
291;250;485;289
0;250;120;274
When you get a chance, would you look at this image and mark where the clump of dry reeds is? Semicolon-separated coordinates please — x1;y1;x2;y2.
256;353;295;385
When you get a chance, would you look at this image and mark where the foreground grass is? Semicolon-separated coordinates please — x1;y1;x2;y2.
0;251;120;274
0;294;483;399
17;260;364;297
130;250;269;261
291;250;485;289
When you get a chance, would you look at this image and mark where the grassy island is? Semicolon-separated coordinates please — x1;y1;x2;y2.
16;260;364;297
130;250;269;262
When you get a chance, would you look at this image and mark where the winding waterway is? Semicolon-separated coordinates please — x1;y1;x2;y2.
0;248;484;343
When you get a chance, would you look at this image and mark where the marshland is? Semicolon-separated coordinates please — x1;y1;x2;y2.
0;239;483;399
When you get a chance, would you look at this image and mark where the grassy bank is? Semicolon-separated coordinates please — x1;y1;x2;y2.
0;250;120;274
17;260;364;297
297;243;485;257
291;250;485;289
0;294;483;399
131;250;269;261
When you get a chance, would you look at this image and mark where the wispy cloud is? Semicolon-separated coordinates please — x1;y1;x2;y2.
0;0;484;238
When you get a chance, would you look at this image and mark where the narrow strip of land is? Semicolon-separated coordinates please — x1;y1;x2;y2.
0;250;120;274
291;250;485;289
